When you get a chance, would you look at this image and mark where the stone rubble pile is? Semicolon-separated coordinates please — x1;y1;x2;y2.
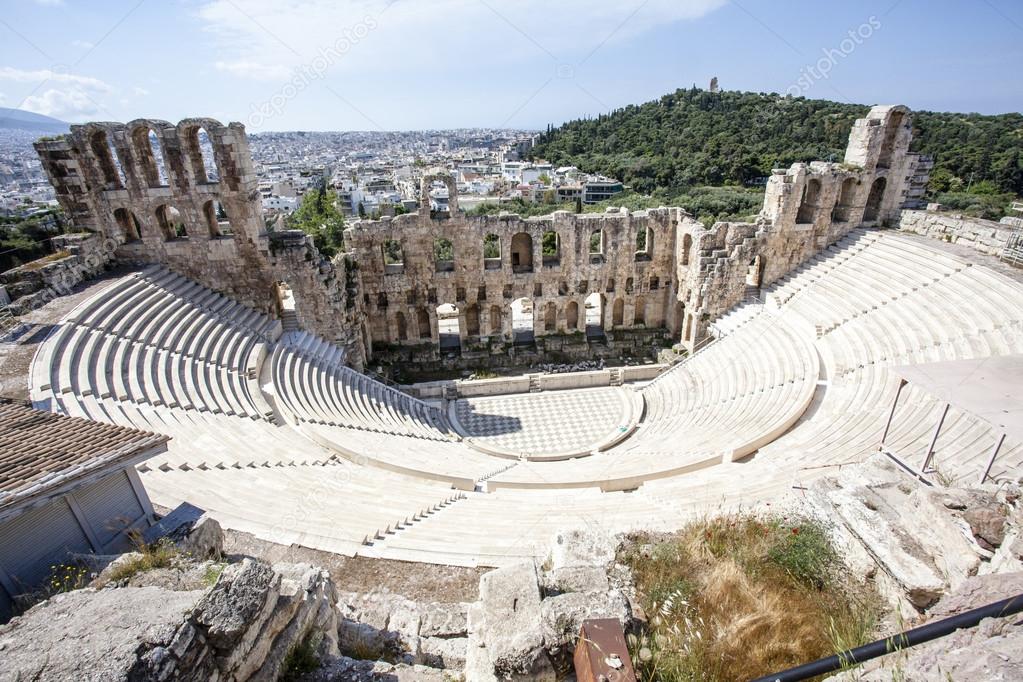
801;453;1022;617
466;528;634;681
533;359;605;374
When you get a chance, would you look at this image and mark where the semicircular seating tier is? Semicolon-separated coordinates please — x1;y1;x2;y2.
29;229;1023;567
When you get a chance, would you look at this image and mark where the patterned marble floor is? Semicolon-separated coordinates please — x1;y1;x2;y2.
451;387;631;456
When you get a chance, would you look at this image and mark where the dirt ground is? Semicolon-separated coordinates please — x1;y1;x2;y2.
221;527;489;602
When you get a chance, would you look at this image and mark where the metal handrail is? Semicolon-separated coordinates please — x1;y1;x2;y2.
751;592;1023;682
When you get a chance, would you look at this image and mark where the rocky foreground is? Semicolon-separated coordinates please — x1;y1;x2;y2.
0;453;1021;681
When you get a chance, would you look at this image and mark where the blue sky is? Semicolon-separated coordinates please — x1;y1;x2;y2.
1;0;1021;132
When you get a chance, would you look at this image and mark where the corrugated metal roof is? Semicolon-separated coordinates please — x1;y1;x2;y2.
0;398;168;514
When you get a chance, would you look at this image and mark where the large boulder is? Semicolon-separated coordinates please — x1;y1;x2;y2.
802;455;992;610
0;559;340;682
0;587;208;682
469;562;554;681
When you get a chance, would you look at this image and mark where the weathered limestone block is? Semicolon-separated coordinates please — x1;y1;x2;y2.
539;590;630;653
172;513;225;560
472;562;553;681
192;558;278;652
0;587;208;682
420;635;468;669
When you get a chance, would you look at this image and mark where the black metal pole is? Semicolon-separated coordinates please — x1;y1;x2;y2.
750;593;1023;682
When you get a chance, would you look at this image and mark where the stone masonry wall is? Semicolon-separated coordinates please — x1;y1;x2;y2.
32;105;927;365
34;119;366;368
897;209;1019;257
347;176;684;366
675;105;929;347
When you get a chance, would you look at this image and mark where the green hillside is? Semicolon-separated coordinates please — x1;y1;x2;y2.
531;88;1023;218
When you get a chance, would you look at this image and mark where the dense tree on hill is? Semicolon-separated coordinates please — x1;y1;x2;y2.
531;89;1023;207
0;208;67;272
285;179;346;258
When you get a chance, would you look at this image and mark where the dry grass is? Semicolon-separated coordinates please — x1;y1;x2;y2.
22;250;71;270
622;513;883;682
104;534;179;583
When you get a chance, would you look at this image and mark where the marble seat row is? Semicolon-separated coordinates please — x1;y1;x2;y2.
32;270;275;421
271;331;451;440
28;228;1023;568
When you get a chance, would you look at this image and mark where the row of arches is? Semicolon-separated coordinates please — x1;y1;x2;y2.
380;227;658;274
112;199;232;242
87;123;221;193
796;175;887;225
378;293;667;348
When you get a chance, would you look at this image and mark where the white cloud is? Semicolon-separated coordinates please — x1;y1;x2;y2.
0;67;115;121
214;60;291;80
133;86;150;96
0;67;112;91
72;39;96;49
22;88;105;120
197;0;726;77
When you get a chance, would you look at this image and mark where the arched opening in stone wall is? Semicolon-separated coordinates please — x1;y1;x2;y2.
634;296;646;326
395;311;408;341
832;177;858;223
672;301;685;337
625;277;634;294
417;308;431;340
584;292;605;339
437;303;461;351
89;130;124;189
483;233;502;270
796;178;821;224
113;208;141;242
510;233;533;273
684;313;694;342
589;229;604;263
132;127;169;188
543;302;557;332
510;298;534;344
746;255;764;288
382;239;404;274
185;126;219;184
542;230;560;266
566;301;580;331
877;110;905;170
489;305;502;335
202;199;232;238
635;226;653;261
434;238;455;272
863;177;887;223
155;204;184;240
465;303;481;337
682;234;693;266
612;298;625;327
